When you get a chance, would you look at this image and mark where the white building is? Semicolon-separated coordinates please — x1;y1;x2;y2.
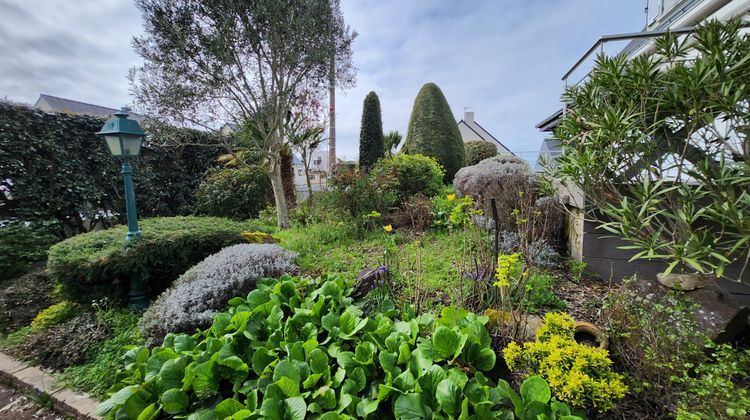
536;0;750;170
457;110;511;153
293;149;329;199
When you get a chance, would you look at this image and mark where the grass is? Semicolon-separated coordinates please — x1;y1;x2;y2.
277;220;479;310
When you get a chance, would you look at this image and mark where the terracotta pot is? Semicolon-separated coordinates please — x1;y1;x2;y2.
574;321;608;349
656;271;706;291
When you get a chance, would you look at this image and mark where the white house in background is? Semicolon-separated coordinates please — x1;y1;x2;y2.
457;110;511;154
293;149;329;199
536;0;750;170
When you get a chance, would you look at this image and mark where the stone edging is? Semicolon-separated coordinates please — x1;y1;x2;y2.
0;352;100;419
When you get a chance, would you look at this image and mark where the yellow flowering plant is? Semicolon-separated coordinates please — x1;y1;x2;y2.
503;312;628;412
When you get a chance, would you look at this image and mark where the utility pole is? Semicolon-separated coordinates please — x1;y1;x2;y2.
328;54;336;175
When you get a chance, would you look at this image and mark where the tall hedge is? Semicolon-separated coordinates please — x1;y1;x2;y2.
0;102;222;236
403;83;465;182
358;91;384;172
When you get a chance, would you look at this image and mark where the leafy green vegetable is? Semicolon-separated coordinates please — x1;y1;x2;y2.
98;274;571;419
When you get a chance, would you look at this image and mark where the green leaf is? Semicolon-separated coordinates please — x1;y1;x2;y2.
274;359;301;383
523;400;553;420
159;359;185;390
137;403;160;420
260;398;284;420
191;360;218;397
276;376;301;397
436;378;462;415
96;385;138;416
161;388;189;415
431;326;466;360
356;399;379;417
284;397;307;420
123;391;149;419
215;398;245;419
252;348;278;375
520;376;551;404
308;348;329;374
393;393;431;419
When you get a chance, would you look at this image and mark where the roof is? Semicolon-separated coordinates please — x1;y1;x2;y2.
457;118;513;154
35;94;121;117
535;109;563;132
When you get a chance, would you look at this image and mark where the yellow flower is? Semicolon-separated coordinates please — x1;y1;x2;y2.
447;194;456;201
383;224;393;233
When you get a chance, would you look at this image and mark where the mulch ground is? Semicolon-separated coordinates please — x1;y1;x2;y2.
0;383;67;420
555;273;617;324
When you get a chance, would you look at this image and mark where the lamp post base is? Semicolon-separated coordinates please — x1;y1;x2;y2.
128;274;149;311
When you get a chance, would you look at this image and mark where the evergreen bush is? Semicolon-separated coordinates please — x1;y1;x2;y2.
48;216;265;302
358;91;384;171
370;154;444;203
403;83;465;182
194;167;274;220
464;140;497;166
0;224;59;281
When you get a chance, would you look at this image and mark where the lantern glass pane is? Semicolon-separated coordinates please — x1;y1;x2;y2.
121;135;143;157
105;135;122;156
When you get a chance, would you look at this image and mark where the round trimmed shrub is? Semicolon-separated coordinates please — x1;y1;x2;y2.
48;216;266;302
464;140;497;166
194;167;274;220
453;154;536;230
369;154;444;202
140;244;297;345
403;82;465;182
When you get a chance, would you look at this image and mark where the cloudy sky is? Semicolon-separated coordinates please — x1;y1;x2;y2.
0;0;645;163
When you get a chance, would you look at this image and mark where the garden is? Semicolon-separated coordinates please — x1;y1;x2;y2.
1;4;749;420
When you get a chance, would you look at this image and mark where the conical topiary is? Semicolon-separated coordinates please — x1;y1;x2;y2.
358;91;384;172
403;83;465;182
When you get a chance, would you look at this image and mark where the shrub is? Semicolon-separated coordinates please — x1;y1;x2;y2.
359;91;385;171
503;312;628;412
140;244;297;345
403;82;466;182
0;224;59;281
675;343;750;419
12;312;107;370
48;216;262;302
431;192;479;229
194;167;274;220
453;154;535;226
464;140;497;166
370;154;444;203
519;271;568;314
396;195;433;231
0;271;57;333
549;20;750;281
98;275;531;419
603;280;740;418
329;166;398;223
31;301;78;330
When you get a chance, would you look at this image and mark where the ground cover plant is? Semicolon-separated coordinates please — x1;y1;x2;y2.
98;274;581;419
47;216;265;302
140;244;297;345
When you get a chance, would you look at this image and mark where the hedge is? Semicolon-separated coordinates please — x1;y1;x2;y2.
0;102;223;236
47;216;267;302
194;167;274;220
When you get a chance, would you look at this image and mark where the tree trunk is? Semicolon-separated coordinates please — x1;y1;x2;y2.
269;163;290;229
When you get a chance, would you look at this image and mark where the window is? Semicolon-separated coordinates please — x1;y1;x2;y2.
297;169;303;176
308;174;315;180
314;157;322;165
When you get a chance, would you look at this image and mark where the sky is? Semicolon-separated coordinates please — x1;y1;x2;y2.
0;0;646;163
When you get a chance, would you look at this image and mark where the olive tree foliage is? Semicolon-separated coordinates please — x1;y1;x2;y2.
130;0;356;229
548;20;750;282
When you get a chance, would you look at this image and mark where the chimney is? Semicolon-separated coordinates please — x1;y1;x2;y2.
464;110;474;123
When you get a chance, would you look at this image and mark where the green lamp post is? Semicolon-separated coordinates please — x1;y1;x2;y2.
96;108;148;310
